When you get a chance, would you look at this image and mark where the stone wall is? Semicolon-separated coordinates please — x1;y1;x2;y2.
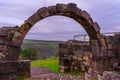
59;40;92;73
0;60;30;80
98;71;120;80
0;26;19;60
0;27;31;80
59;33;120;73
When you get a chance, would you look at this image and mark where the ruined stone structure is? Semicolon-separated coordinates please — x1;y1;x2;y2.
59;40;91;73
0;60;30;80
0;3;120;80
0;3;104;60
59;33;120;71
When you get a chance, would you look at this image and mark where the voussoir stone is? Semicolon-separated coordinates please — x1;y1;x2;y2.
67;3;77;13
26;13;42;25
75;7;82;16
88;17;93;26
37;7;49;18
93;22;100;33
11;31;24;47
56;4;67;13
48;6;57;15
81;10;90;21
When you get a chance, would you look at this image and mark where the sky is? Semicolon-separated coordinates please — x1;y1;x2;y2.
0;0;120;41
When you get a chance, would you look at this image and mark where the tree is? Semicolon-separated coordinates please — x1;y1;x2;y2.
20;48;38;60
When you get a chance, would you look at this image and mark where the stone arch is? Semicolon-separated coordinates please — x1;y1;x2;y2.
5;3;106;60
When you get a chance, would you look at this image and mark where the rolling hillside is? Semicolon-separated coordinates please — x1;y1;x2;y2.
21;39;65;58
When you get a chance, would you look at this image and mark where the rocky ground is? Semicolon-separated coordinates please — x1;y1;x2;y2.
25;67;84;80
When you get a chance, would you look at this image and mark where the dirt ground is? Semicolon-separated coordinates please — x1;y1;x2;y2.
25;67;84;80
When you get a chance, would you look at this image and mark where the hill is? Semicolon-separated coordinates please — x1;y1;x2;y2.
21;39;66;58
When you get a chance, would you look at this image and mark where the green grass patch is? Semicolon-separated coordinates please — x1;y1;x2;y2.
31;57;59;73
93;75;98;80
17;75;24;80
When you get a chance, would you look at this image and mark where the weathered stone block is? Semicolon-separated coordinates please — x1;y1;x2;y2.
107;50;115;57
0;60;30;80
96;33;101;39
26;13;42;25
0;61;18;73
0;29;8;37
82;55;89;61
107;44;113;50
75;7;81;16
18;22;32;35
73;50;84;55
0;37;9;45
114;33;120;43
100;37;106;46
60;66;65;73
0;45;6;51
85;72;95;80
77;56;82;61
88;17;93;26
91;46;100;56
48;6;57;15
11;31;24;47
37;7;49;18
59;48;68;54
6;47;20;60
67;3;77;13
59;44;68;48
18;60;31;78
0;52;5;60
99;71;120;80
73;55;77;60
93;22;100;33
56;4;67;13
105;36;114;44
91;40;99;46
81;10;90;21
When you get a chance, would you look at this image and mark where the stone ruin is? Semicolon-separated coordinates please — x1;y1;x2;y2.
0;3;120;80
59;33;120;79
59;34;120;72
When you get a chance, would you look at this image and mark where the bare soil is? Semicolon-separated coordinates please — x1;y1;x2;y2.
25;67;84;80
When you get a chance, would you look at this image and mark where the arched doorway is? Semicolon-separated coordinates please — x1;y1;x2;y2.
6;3;105;60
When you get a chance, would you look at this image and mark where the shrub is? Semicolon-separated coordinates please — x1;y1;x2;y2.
20;48;38;60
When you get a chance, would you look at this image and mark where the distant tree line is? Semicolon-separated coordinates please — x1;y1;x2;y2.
20;48;38;60
19;47;59;60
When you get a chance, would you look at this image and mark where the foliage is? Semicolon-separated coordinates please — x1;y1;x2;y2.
22;39;65;58
20;48;38;60
31;57;59;73
17;75;24;80
55;51;59;57
108;67;113;71
93;75;98;80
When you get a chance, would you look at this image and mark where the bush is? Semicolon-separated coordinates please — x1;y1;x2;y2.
20;48;38;60
17;74;24;80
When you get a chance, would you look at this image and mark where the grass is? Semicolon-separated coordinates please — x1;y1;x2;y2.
108;67;113;71
93;75;98;80
17;75;24;80
31;57;59;73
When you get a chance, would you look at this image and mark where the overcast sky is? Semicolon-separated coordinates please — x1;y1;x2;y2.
0;0;120;41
